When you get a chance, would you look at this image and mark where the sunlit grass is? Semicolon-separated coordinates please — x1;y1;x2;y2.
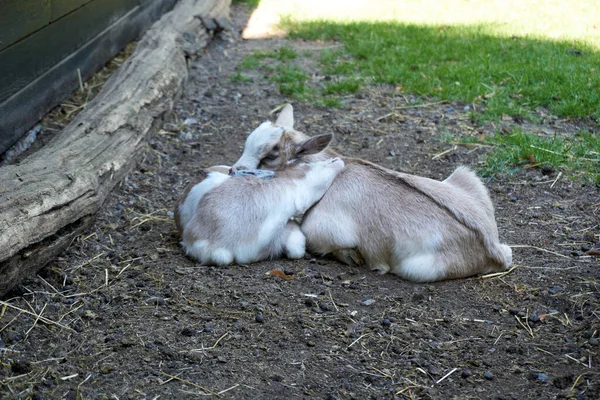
259;0;600;48
461;130;600;183
236;0;600;181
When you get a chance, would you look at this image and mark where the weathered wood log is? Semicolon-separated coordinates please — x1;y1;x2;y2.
0;0;232;297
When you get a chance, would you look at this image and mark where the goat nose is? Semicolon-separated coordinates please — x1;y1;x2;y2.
229;166;237;175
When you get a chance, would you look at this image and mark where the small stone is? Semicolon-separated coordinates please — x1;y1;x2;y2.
11;359;31;374
547;285;563;295
461;369;472;378
581;244;592;252
484;371;494;380
362;299;375;306
381;318;392;327
528;313;541;323
180;327;195;337
389;151;396;157
203;327;213;333
184;118;198;125
240;301;250;308
509;195;518;202
255;313;264;323
428;366;441;376
217;356;227;363
179;131;193;141
151;297;165;306
304;298;316;307
319;303;330;312
589;338;599;346
306;340;316;347
536;373;548;383
508;308;520;316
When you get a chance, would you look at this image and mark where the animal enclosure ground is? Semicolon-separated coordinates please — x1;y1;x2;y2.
1;5;599;399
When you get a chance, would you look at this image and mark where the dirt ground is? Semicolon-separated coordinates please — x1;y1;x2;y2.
1;4;599;399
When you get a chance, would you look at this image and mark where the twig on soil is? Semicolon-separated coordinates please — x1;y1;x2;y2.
565;354;589;368
190;332;230;352
510;244;584;261
185;297;257;318
395;101;446;110
70;252;105;272
37;275;64;297
348;333;371;348
0;373;30;384
25;302;47;336
431;145;457;160
159;371;220;397
515;315;534;338
571;372;588;391
217;384;240;395
328;288;339;312
550;171;562;188
434;368;458;385
268;104;288;115
479;264;518;279
0;300;76;333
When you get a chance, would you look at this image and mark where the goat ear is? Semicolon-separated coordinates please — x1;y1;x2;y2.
275;104;294;129
295;134;333;156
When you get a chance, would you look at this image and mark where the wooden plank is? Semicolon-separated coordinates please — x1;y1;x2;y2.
51;0;93;22
0;0;232;297
0;0;51;52
0;0;178;155
0;0;138;105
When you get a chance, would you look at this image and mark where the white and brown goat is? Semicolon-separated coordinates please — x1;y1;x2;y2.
174;135;344;265
231;105;512;282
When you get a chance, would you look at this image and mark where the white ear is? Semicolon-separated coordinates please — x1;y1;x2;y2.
275;104;294;129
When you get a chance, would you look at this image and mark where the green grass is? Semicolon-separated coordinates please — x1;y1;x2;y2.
231;0;260;8
229;72;253;83
232;0;600;181
238;46;345;104
461;130;600;183
285;20;600;122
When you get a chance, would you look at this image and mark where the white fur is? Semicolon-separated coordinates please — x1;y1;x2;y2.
178;172;230;232
179;157;344;266
283;222;306;259
234;122;284;171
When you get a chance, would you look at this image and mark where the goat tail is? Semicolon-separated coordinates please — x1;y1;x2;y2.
443;166;495;218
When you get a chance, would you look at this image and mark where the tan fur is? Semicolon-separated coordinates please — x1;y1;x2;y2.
233;105;512;282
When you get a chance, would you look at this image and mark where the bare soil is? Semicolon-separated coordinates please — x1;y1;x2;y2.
1;5;599;399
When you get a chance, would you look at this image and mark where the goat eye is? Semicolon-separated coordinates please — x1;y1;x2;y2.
262;153;278;161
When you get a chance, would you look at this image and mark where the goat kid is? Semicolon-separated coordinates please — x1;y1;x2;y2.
174;136;344;265
231;105;512;282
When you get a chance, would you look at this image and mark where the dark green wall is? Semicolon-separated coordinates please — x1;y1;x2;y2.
0;0;178;154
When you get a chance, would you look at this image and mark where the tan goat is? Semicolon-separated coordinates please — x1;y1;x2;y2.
231;105;512;282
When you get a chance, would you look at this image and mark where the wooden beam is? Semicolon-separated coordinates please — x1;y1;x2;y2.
0;0;232;297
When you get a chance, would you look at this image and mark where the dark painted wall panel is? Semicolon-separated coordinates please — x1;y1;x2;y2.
0;0;179;154
0;0;138;104
51;0;93;22
0;0;51;52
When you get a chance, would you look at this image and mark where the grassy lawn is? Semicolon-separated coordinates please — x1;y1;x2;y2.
234;0;600;182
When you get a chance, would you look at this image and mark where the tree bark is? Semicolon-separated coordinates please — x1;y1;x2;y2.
0;0;232;297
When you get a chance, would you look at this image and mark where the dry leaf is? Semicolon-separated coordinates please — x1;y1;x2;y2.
266;269;293;280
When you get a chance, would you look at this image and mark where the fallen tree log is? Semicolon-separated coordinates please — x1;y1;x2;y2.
0;0;231;297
